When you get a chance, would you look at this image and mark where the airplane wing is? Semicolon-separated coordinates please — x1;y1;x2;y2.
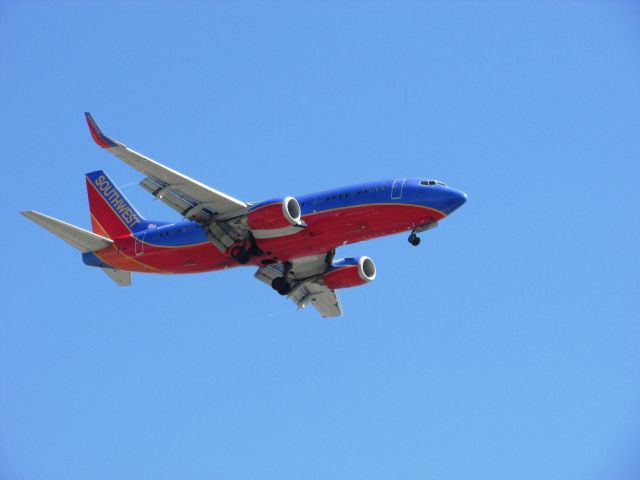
85;113;248;222
254;254;343;318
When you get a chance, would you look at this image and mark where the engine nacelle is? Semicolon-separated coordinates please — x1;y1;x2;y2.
323;256;377;290
247;196;303;239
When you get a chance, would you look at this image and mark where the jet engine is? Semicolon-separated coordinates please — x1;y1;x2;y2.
323;256;376;290
247;196;303;238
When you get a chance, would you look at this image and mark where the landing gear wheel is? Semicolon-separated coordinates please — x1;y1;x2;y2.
230;244;251;264
408;233;421;246
271;277;291;295
277;282;291;295
238;252;251;264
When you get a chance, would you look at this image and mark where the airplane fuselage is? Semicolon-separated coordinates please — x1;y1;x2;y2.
82;178;466;274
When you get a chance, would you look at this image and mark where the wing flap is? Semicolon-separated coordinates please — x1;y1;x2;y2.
289;281;343;318
310;289;343;318
139;176;217;222
254;256;344;318
21;210;113;253
85;113;248;220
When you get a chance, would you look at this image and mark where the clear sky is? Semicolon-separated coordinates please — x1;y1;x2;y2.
2;2;639;479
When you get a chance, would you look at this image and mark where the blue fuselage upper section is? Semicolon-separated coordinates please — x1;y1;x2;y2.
294;178;466;217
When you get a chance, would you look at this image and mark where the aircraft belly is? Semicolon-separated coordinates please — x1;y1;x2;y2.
95;239;232;274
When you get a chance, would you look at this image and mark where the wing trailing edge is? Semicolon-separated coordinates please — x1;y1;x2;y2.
84;112;248;221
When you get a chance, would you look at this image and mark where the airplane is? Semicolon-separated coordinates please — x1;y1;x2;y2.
21;113;467;317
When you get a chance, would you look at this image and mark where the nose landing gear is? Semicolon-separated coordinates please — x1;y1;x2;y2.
408;221;438;247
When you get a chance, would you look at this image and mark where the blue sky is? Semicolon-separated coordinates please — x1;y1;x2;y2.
2;1;639;479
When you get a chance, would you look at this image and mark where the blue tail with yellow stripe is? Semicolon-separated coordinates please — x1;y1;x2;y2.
85;170;149;238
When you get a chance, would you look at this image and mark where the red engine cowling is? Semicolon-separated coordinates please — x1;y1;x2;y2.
247;196;303;238
323;256;377;290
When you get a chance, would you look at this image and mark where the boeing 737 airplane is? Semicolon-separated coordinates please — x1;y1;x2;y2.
22;113;467;317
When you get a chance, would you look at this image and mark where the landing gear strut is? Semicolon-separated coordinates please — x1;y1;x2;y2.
229;235;263;264
230;244;251;264
408;232;421;246
271;262;292;295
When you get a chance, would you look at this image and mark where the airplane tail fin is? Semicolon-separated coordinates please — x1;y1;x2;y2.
85;170;147;238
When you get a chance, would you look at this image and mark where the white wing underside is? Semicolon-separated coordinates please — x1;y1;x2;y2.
255;254;343;318
85;113;247;223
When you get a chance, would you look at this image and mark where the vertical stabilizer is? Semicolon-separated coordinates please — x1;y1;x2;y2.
85;170;147;238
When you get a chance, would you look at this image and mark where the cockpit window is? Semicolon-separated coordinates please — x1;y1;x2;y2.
420;180;447;187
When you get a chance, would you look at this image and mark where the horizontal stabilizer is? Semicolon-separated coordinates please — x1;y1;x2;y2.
21;210;113;253
102;268;131;286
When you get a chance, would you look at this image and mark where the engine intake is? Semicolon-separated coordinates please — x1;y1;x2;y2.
323;256;376;290
247;196;303;238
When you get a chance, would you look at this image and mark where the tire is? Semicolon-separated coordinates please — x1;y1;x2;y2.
277;282;291;295
271;277;285;291
238;251;251;264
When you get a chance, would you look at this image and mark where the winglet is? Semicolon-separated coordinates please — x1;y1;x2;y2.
85;112;118;148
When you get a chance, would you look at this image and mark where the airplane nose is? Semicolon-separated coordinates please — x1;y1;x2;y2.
447;189;467;213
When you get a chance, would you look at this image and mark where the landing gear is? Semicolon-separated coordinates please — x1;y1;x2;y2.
408;221;437;247
229;235;263;264
271;261;293;295
271;277;291;295
230;244;251;264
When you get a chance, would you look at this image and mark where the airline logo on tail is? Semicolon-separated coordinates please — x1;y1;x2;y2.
92;174;142;228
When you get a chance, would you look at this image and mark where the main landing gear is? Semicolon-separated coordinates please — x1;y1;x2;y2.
408;232;421;246
229;236;263;264
271;261;292;295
